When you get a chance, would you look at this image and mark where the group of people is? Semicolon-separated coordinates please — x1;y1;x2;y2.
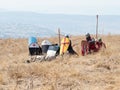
65;33;105;55
29;33;105;58
86;33;103;44
85;33;106;53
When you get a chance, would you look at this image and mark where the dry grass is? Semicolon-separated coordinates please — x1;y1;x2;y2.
0;35;120;90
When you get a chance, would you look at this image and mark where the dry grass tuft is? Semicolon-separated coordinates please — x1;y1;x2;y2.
0;73;3;84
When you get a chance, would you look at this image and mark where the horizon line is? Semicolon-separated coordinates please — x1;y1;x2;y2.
0;9;120;16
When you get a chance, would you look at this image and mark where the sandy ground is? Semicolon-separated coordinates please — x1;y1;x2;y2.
0;35;120;90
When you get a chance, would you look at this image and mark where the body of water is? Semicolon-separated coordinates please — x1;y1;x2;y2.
0;12;120;38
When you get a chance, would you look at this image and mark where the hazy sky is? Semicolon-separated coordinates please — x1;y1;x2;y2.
0;0;119;15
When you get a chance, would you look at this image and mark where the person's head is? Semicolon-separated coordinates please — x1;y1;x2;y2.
98;38;102;42
65;34;69;38
86;33;90;38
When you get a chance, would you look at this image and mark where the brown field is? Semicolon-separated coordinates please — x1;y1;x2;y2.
0;35;120;90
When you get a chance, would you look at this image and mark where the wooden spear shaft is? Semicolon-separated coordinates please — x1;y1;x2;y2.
96;15;98;39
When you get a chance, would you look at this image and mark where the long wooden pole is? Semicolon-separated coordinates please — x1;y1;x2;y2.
58;28;61;46
96;15;98;39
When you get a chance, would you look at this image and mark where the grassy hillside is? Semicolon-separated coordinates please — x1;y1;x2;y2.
0;35;120;90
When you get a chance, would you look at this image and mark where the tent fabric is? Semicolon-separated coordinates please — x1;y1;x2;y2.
42;45;49;53
41;40;52;53
46;45;59;58
28;37;42;56
41;40;52;46
29;43;39;48
29;47;42;56
29;43;42;56
28;37;37;45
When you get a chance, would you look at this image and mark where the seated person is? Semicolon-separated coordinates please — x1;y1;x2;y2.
96;38;106;48
85;33;96;52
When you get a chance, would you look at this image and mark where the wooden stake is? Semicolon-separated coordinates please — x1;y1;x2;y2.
58;28;61;45
96;15;98;39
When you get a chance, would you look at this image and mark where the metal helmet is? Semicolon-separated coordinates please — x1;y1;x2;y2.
65;34;69;38
86;33;90;37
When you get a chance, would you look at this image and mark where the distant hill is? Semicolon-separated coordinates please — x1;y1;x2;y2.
0;11;120;38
